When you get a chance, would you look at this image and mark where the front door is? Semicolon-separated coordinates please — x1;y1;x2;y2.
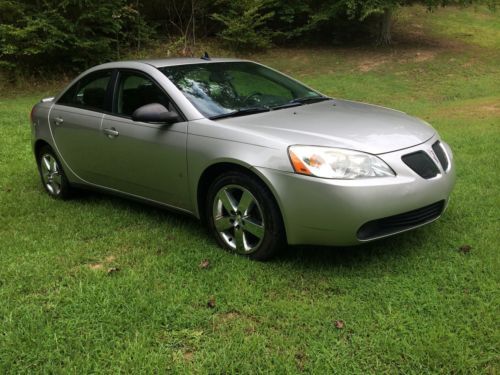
97;70;189;209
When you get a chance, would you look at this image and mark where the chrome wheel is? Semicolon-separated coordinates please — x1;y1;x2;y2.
40;153;62;196
212;184;265;254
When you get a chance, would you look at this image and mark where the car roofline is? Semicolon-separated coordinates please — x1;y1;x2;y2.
93;57;249;70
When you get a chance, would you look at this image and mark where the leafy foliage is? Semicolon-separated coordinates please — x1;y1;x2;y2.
211;0;276;50
210;0;494;49
0;0;495;72
0;0;151;73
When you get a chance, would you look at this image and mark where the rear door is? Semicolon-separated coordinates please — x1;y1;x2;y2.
97;70;189;209
49;70;113;182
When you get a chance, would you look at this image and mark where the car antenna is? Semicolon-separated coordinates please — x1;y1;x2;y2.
201;51;211;61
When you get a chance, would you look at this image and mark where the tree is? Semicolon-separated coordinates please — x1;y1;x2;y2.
0;0;151;72
0;0;495;73
211;0;276;50
341;0;495;45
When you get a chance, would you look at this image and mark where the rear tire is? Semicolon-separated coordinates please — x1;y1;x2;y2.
37;145;72;199
206;171;286;260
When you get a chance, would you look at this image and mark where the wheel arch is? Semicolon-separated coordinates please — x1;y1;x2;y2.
196;162;287;236
34;139;52;160
34;139;76;184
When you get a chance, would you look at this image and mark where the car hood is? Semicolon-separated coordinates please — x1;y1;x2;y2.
218;99;435;154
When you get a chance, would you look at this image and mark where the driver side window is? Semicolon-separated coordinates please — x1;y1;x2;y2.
115;71;171;117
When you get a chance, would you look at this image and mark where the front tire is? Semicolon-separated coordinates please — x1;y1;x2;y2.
206;171;286;260
37;145;72;199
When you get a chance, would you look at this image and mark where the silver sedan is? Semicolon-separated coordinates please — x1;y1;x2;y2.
31;57;456;260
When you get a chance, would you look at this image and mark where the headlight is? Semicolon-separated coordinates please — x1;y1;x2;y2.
288;146;395;179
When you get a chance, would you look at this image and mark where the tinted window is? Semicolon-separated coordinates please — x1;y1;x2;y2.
231;71;293;99
115;71;171;117
58;70;112;111
160;62;321;118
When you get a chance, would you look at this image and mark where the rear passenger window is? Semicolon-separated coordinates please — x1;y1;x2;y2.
115;72;171;117
58;70;112;112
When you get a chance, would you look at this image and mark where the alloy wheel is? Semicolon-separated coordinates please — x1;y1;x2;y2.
212;184;265;254
40;153;62;196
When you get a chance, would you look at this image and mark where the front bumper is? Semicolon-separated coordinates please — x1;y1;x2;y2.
256;135;456;246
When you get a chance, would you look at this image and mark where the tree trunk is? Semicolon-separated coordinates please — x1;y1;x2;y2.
378;7;393;46
137;0;141;51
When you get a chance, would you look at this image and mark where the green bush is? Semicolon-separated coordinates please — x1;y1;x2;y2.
0;0;494;74
0;0;151;73
211;0;276;51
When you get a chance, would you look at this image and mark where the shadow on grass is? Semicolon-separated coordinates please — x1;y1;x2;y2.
71;188;206;233
282;236;421;266
70;187;441;271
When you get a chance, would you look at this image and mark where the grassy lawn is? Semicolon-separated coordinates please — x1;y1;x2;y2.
1;6;499;373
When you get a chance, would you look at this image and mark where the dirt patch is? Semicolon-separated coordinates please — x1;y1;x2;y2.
413;50;436;62
295;350;308;372
172;349;196;363
218;311;241;322
213;311;259;332
183;351;194;361
480;104;500;113
87;255;117;271
433;99;500;120
357;49;436;72
358;57;389;72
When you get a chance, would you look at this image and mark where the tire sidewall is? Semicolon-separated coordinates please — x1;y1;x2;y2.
206;171;285;260
37;145;71;199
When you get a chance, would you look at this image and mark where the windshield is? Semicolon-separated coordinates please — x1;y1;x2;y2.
159;62;325;119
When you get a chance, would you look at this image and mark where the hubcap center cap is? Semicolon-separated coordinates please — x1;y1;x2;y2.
48;171;57;182
233;213;242;228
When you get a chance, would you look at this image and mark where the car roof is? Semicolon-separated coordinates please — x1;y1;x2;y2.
124;57;247;68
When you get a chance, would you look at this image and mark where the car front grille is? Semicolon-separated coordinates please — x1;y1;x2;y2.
432;141;449;171
357;200;446;241
402;151;440;179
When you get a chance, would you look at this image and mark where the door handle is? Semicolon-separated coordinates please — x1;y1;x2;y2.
103;127;119;138
54;117;64;126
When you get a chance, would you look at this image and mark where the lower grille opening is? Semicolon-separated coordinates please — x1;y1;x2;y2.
357;200;445;240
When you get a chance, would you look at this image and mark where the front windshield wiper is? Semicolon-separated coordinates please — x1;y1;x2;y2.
210;106;270;120
210;96;330;120
272;96;331;110
293;96;330;104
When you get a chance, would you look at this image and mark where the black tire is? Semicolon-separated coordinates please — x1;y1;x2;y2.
37;145;72;199
206;171;286;260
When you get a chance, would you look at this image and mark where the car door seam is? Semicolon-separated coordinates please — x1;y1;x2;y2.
47;105;193;214
100;113;105;130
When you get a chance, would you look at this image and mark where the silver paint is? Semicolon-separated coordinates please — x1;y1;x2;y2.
31;58;456;246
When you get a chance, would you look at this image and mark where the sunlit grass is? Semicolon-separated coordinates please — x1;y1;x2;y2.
1;5;499;373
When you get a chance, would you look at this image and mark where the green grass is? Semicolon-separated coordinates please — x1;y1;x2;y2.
1;6;499;373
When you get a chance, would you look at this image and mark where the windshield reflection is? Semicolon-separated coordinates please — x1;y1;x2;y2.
160;62;324;119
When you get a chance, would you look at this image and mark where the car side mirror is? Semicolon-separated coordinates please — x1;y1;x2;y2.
132;103;179;124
